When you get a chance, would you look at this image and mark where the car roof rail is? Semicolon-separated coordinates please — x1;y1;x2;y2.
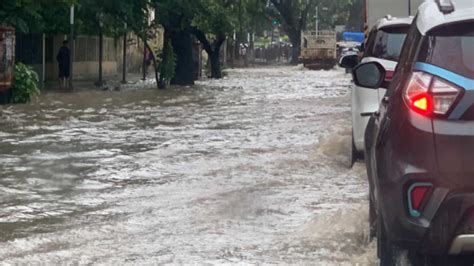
436;0;455;14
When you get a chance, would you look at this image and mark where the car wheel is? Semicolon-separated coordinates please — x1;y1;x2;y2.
377;213;401;266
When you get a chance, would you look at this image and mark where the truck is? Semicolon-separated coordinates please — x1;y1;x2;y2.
366;0;424;28
299;31;337;70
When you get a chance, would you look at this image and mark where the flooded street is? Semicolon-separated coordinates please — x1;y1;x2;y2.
0;66;375;264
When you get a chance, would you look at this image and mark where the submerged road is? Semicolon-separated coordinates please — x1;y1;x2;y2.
0;66;375;264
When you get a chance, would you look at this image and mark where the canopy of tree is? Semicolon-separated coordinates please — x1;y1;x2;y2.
0;0;360;84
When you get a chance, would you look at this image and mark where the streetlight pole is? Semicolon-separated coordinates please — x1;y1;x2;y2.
408;0;412;15
122;22;127;84
96;12;105;87
69;4;75;91
315;6;319;35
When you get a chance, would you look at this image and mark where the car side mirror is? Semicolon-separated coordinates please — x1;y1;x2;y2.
339;54;358;69
353;62;386;89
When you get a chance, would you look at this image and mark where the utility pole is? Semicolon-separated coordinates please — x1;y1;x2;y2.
69;4;75;91
142;42;147;81
42;33;45;89
122;23;127;84
95;12;105;87
315;6;319;35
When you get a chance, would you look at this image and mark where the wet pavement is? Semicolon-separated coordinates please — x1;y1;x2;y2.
0;66;375;264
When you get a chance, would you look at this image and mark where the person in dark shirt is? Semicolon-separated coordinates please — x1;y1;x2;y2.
56;40;70;89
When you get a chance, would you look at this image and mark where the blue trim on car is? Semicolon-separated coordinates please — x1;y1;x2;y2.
414;62;474;91
407;182;433;218
414;62;474;119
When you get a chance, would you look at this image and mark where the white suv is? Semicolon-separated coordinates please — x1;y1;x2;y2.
349;16;413;164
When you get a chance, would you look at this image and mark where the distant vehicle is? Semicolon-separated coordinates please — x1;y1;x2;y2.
342;32;365;43
300;31;337;70
341;16;413;164
337;41;360;58
356;0;474;264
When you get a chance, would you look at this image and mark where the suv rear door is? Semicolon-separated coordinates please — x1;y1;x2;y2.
417;22;474;174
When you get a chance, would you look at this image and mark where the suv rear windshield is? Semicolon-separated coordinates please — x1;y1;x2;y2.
365;26;409;61
418;22;474;78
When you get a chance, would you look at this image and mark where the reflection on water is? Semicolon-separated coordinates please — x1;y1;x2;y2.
0;67;375;264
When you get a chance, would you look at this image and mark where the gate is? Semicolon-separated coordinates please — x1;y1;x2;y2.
0;27;15;93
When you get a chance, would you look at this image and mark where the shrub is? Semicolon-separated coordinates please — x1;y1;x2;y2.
11;63;40;104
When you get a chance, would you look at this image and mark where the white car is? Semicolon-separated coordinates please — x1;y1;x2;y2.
350;15;413;164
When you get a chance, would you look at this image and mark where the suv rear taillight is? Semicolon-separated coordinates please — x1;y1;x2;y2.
408;183;433;218
404;72;463;116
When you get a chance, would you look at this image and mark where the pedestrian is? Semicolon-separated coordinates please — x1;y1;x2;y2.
56;40;70;89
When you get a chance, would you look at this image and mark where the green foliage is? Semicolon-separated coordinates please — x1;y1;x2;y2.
154;0;195;31
158;40;176;85
0;0;42;33
11;63;40;104
193;0;235;38
310;0;352;30
0;0;75;33
346;0;364;31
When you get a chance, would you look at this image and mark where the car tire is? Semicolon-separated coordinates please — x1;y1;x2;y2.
377;213;401;266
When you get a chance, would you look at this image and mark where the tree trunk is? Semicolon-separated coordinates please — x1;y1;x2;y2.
171;28;195;86
209;50;221;79
145;41;160;90
157;28;173;90
270;0;312;65
191;28;226;80
288;30;301;65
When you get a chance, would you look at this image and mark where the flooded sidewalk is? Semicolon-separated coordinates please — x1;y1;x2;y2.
0;66;375;264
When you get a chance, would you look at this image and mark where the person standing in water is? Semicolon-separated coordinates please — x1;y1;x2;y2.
56;40;70;89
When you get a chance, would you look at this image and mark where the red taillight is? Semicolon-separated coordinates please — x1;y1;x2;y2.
404;72;462;116
408;183;433;217
411;93;433;115
385;70;395;82
411;186;430;210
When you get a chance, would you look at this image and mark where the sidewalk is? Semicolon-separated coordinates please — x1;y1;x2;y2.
42;73;158;92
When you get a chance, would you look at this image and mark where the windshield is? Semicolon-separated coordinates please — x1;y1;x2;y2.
418;22;474;78
366;26;409;61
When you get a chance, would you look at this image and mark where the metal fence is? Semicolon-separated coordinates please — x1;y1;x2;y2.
15;33;43;65
16;34;119;64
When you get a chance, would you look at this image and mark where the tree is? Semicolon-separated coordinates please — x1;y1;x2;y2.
192;0;236;79
233;0;269;63
96;0;166;89
307;0;352;31
153;0;196;86
346;0;364;31
269;0;316;65
0;0;73;33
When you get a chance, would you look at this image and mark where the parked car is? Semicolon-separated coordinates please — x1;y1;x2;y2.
341;15;413;165
356;0;474;264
